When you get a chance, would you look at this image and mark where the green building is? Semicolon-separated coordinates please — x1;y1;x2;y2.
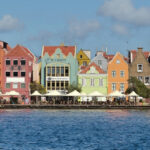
78;62;107;100
41;45;78;92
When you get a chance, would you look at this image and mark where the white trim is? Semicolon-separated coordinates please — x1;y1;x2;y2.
137;64;143;72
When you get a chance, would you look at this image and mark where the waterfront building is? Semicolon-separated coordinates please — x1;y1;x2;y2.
41;45;78;92
77;49;91;69
128;47;150;88
107;52;128;94
78;62;107;100
2;45;36;102
0;41;11;89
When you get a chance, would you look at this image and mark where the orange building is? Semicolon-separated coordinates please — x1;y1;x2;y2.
107;52;128;94
0;41;11;90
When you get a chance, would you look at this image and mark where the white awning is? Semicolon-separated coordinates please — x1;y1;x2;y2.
45;91;62;96
128;91;139;97
88;91;104;97
4;91;20;96
108;91;125;97
31;91;41;96
67;90;81;96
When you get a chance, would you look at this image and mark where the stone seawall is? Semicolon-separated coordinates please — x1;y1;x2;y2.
0;104;150;109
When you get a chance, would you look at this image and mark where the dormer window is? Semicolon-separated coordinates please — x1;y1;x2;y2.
80;55;82;59
137;64;143;72
116;60;120;64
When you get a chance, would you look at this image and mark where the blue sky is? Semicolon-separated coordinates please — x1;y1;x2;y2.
0;0;150;58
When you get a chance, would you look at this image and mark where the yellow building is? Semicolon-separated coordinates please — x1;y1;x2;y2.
77;49;91;67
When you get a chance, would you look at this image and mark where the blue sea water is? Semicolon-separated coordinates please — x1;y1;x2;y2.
0;109;150;150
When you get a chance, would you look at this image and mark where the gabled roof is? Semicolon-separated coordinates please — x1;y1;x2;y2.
80;62;105;74
42;46;75;57
6;45;34;59
130;50;150;60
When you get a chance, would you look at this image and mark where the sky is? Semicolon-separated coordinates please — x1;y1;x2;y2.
1;0;150;58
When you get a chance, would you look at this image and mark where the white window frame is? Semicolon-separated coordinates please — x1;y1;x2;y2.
120;83;124;92
137;64;143;72
13;83;18;89
13;59;18;66
99;78;103;87
144;76;150;85
82;78;86;86
112;83;116;91
6;59;11;65
120;71;124;77
112;71;116;77
137;76;143;82
90;78;95;87
116;60;120;64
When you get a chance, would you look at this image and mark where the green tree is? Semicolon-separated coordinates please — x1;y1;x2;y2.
125;76;150;98
68;83;82;93
30;82;46;94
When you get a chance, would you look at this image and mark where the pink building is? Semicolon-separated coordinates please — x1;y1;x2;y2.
2;45;35;103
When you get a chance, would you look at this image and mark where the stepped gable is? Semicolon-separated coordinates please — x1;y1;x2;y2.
130;50;150;60
6;44;33;58
80;62;105;74
43;46;75;57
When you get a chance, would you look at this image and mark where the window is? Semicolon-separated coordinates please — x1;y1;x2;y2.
112;83;116;91
137;64;143;72
112;71;116;77
52;81;55;90
138;76;143;82
47;67;51;76
21;60;26;65
61;82;64;90
82;78;86;86
13;60;18;65
52;67;55;76
61;67;64;76
21;72;26;77
57;54;60;58
80;55;82;58
6;83;10;88
90;78;95;86
13;83;18;89
13;72;18;77
120;83;124;92
6;60;10;65
116;60;120;64
56;81;59;90
21;83;26;88
65;81;69;89
99;79;103;87
120;71;124;77
145;77;150;85
6;72;11;77
98;60;102;66
56;67;60;76
65;67;69;76
83;61;87;66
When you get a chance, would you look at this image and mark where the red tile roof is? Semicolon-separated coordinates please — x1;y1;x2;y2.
6;45;34;59
130;50;150;60
43;46;75;57
80;62;105;74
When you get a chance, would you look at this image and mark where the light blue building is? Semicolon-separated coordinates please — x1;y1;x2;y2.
41;45;78;92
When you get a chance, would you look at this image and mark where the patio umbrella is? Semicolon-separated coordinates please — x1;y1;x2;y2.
31;91;42;104
88;91;104;97
67;90;81;96
108;91;125;97
128;91;139;97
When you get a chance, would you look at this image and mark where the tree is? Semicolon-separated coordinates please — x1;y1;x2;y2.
68;83;82;93
125;76;150;98
30;82;46;94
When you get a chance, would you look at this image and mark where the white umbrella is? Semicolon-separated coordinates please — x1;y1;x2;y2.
31;91;41;96
4;91;20;96
108;90;125;97
80;92;87;97
67;90;81;96
45;91;62;96
88;91;104;97
128;91;139;97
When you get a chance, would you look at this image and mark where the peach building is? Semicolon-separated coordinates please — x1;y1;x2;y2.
107;52;128;94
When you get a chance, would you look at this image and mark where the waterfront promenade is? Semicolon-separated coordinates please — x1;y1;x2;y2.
0;104;150;109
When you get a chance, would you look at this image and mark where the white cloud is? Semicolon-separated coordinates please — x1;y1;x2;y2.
0;15;23;32
112;24;128;35
65;19;100;41
98;0;150;26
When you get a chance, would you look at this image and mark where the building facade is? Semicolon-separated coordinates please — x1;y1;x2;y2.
0;41;11;90
2;45;35;101
107;52;128;94
129;47;150;88
41;45;78;92
78;62;107;95
77;49;91;68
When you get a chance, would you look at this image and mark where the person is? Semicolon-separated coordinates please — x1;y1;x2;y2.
25;97;29;104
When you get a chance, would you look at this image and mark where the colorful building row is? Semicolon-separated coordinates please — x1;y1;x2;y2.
0;40;150;103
